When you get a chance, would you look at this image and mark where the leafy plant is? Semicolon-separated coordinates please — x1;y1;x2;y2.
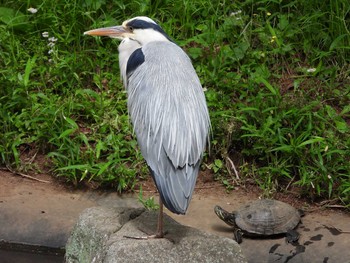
0;0;349;205
138;186;159;211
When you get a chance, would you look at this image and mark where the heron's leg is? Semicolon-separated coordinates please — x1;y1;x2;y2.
155;198;164;238
123;197;166;239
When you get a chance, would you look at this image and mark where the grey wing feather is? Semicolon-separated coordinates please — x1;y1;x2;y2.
126;41;210;214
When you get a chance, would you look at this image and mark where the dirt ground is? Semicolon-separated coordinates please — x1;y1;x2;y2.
0;169;349;263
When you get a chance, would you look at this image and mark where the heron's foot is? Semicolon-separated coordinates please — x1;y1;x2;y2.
123;228;168;239
123;234;164;240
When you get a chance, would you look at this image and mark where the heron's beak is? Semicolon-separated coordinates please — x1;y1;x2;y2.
84;26;130;39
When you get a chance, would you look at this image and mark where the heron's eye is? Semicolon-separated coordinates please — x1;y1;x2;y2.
128;26;134;32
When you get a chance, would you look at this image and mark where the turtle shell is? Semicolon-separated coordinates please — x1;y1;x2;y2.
234;199;301;236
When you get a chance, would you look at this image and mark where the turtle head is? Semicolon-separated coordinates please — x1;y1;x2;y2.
214;205;236;227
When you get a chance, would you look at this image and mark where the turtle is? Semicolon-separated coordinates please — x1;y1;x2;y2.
214;199;303;244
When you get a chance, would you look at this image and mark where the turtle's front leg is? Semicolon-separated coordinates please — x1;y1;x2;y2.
234;228;243;244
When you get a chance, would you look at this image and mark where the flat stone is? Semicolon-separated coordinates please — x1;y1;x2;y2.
65;207;247;263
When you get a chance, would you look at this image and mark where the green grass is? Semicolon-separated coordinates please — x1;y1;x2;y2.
0;0;349;205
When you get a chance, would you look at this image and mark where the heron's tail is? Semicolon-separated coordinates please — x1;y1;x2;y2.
149;162;200;214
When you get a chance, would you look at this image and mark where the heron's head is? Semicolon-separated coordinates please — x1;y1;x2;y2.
84;16;171;45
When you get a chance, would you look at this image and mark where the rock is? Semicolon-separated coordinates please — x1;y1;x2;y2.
65;207;247;263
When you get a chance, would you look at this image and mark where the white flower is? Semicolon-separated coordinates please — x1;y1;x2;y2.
230;10;242;16
27;7;38;14
307;68;316;73
42;32;49;38
48;37;58;42
48;42;55;48
48;49;54;54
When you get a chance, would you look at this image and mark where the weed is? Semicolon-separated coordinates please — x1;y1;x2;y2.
138;185;159;211
0;0;349;204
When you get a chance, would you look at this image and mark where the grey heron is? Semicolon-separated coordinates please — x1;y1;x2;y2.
84;16;210;238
